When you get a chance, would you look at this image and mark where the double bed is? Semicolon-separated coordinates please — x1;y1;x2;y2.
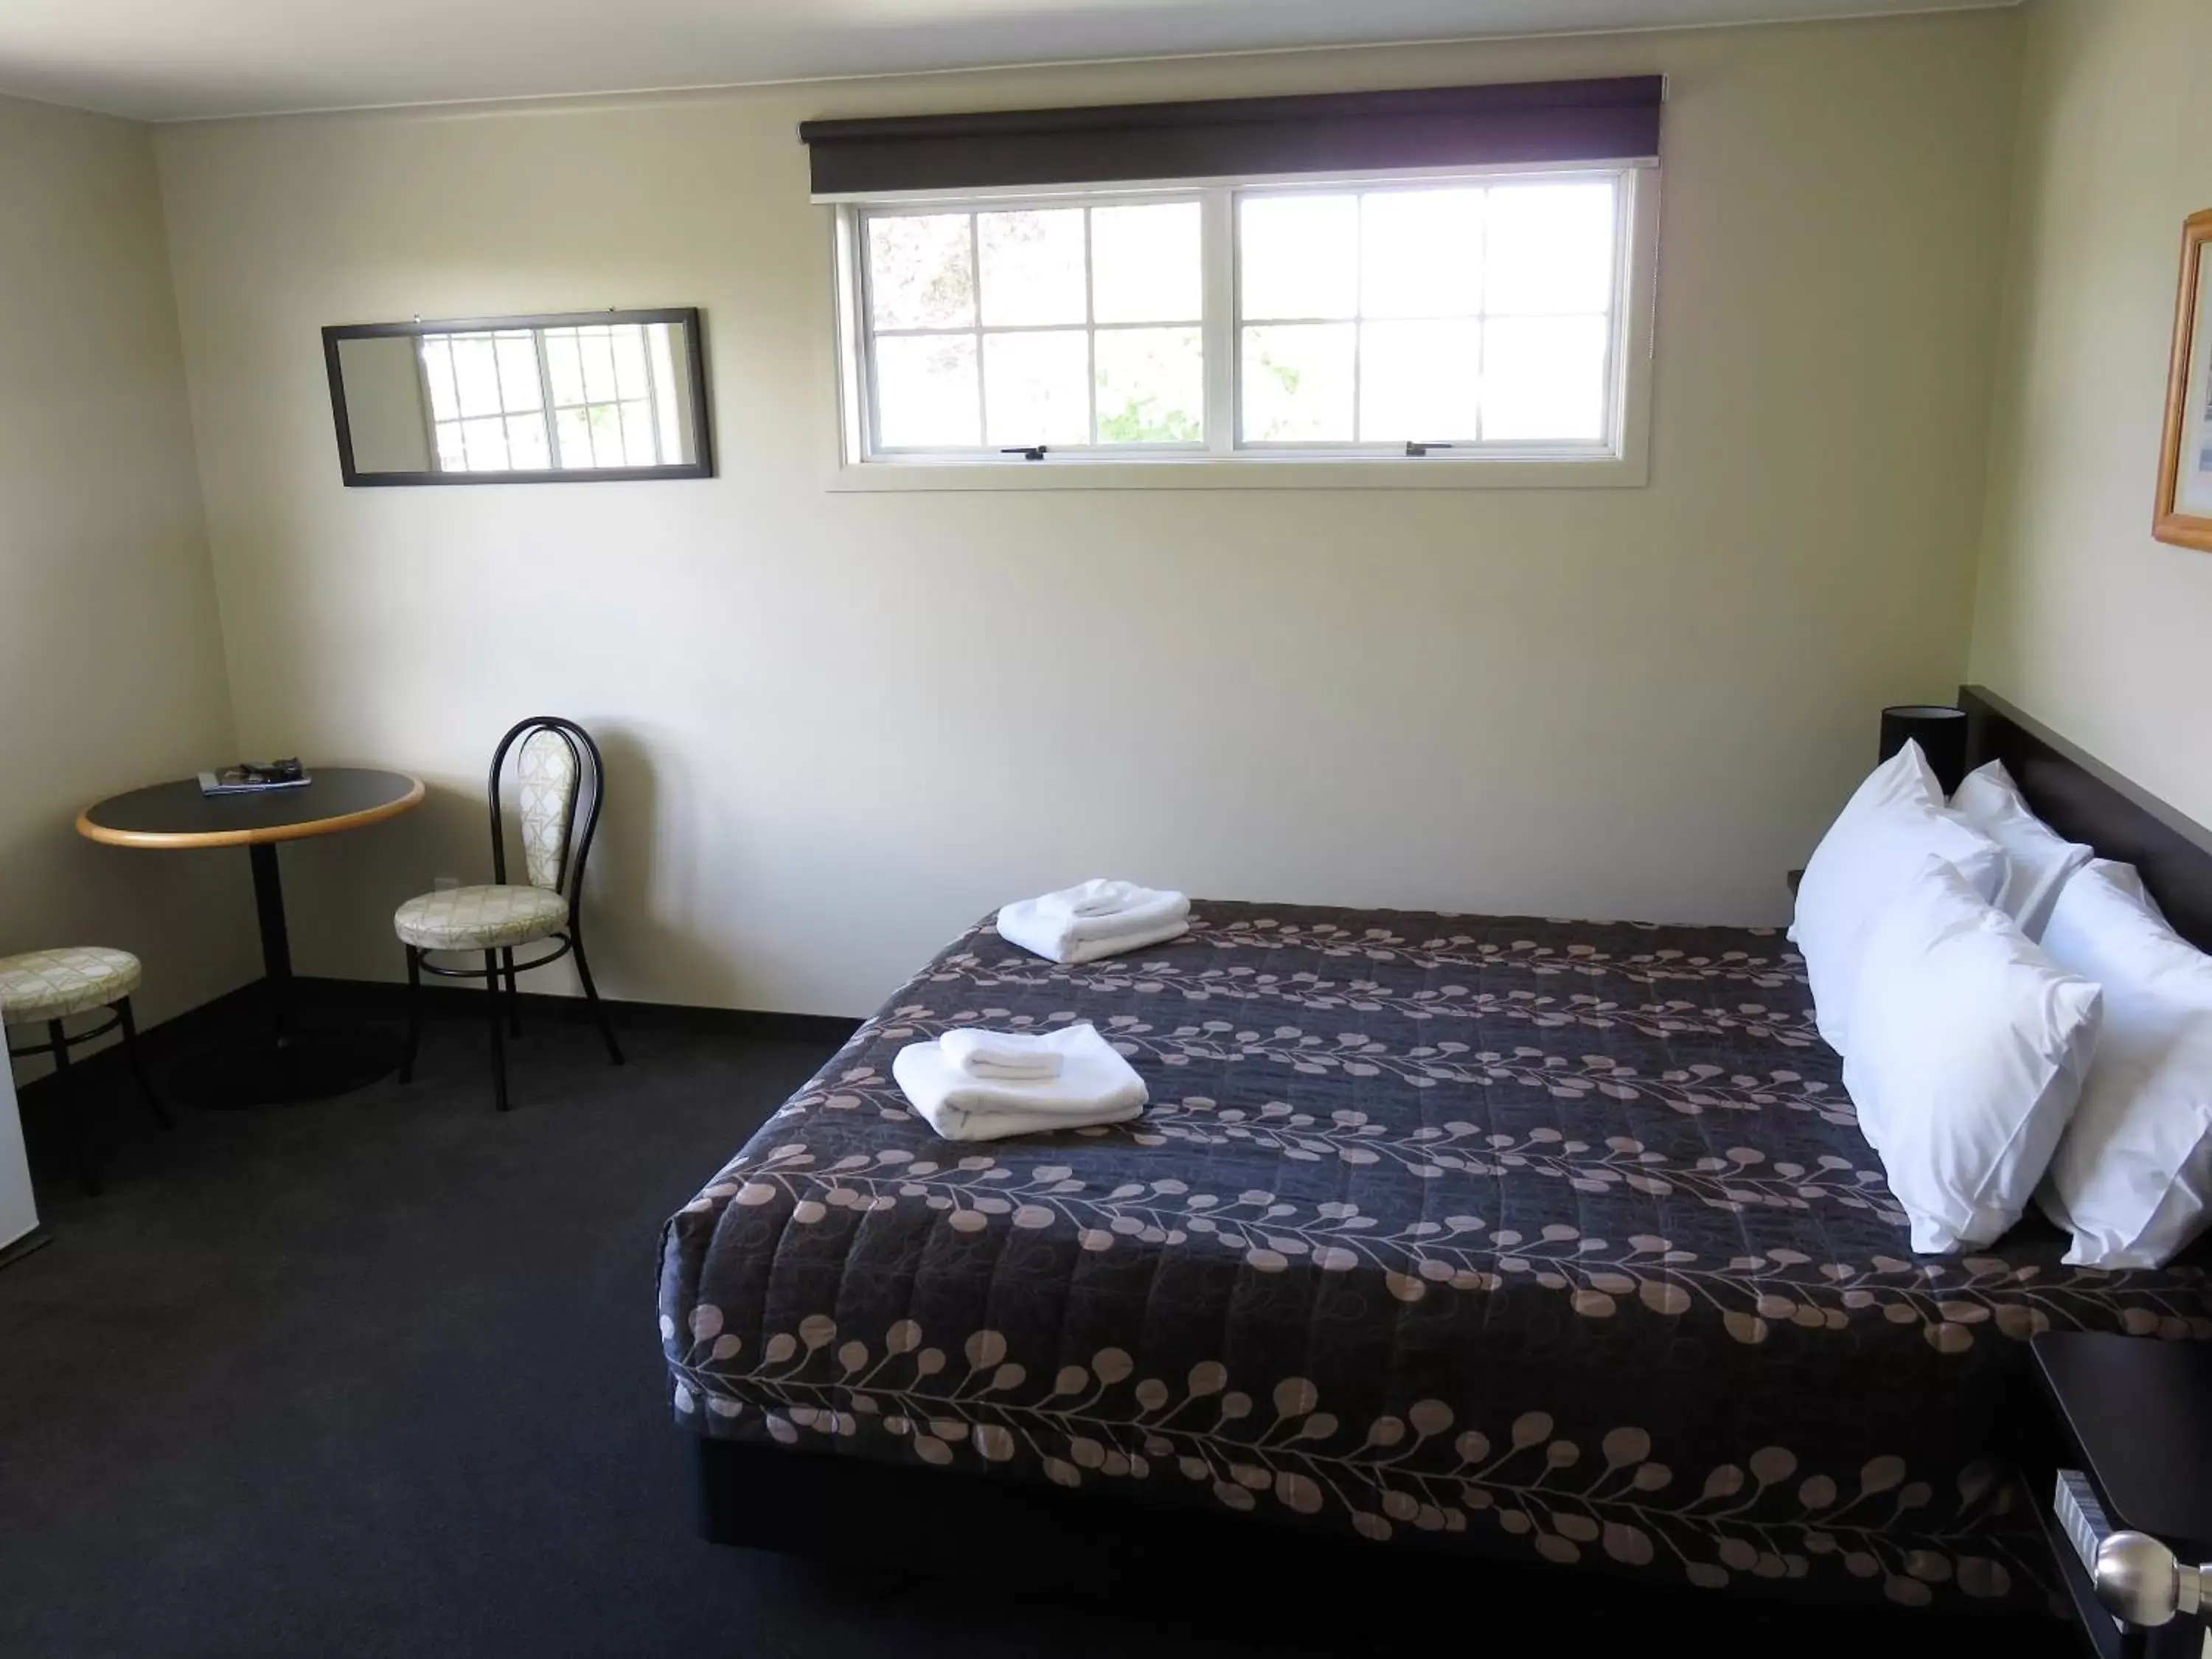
656;688;2212;1619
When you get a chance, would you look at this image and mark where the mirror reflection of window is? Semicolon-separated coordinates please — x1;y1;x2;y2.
327;310;707;483
415;321;689;473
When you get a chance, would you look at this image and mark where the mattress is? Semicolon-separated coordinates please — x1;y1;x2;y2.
658;902;2212;1610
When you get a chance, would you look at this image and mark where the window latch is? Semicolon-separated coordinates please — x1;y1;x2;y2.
999;445;1049;462
1405;441;1457;458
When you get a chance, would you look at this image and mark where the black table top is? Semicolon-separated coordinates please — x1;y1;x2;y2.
78;768;425;849
2034;1332;2212;1551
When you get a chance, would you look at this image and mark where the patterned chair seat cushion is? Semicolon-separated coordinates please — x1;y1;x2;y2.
0;947;142;1023
394;885;569;951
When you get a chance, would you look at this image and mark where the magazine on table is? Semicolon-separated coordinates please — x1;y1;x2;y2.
198;759;311;796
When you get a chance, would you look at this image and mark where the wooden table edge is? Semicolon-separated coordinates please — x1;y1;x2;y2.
75;775;427;849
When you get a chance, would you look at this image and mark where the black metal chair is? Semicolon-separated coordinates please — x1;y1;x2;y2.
0;947;169;1194
391;717;623;1111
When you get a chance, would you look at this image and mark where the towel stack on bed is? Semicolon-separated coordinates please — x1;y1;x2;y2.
891;1022;1147;1141
995;879;1190;964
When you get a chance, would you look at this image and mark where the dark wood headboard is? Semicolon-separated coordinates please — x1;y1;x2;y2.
1960;684;2212;953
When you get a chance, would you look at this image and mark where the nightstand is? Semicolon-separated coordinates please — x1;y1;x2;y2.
2032;1332;2212;1658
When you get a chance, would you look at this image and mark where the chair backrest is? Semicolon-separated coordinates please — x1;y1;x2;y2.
487;717;605;908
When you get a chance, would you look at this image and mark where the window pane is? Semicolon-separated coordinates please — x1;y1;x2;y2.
459;414;508;470
1092;202;1201;324
495;331;541;410
977;209;1086;327
983;330;1089;447
578;329;619;403
867;212;975;330
544;331;585;406
506;412;550;470
451;335;502;418
620;400;658;463
434;420;465;471
1240;323;1354;442
1094;327;1203;444
1239;195;1358;321
1486;183;1615;316
420;338;459;422
1482;315;1609;440
1360;189;1483;319
554;406;592;469
611;325;652;400
587;402;625;466
1360;320;1481;442
875;333;980;448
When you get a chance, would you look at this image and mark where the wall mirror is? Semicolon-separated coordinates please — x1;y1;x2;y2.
322;308;712;485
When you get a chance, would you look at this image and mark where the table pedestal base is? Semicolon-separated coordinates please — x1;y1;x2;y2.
166;1027;404;1110
161;839;404;1108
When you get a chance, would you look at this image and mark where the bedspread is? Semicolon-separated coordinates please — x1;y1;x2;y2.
658;903;2212;1609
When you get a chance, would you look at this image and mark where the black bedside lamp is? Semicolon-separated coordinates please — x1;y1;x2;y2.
1879;703;1969;796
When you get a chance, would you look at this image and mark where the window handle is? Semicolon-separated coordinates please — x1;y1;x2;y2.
999;445;1048;462
1405;441;1456;458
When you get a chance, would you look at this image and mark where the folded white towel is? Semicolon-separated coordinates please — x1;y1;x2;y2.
997;885;1192;964
1037;878;1147;919
940;1027;1065;1080
892;1023;1148;1142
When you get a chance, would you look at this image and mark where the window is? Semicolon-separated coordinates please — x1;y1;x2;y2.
1239;181;1617;447
417;321;689;473
862;200;1205;451
835;165;1649;475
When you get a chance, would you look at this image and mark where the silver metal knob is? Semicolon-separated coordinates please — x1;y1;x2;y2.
2093;1531;2207;1627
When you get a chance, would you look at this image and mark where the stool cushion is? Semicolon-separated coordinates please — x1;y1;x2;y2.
0;947;142;1023
394;885;569;951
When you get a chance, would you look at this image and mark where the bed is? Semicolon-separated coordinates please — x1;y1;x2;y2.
655;686;2212;1618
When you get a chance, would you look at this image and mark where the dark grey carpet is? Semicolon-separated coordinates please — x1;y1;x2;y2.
0;1002;1301;1658
0;997;2079;1658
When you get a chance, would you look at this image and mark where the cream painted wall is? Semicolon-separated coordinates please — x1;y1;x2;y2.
155;10;2022;1018
0;94;253;1057
1968;0;2212;824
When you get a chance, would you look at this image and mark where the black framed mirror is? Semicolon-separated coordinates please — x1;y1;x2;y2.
321;308;712;485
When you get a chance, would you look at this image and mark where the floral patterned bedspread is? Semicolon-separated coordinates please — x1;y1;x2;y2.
658;903;2212;1610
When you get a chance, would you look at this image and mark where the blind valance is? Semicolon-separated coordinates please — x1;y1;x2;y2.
799;76;1663;200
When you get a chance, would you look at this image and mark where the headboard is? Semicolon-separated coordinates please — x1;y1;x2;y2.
1960;684;2212;953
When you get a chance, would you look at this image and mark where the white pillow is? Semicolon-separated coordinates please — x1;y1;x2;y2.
2036;859;2212;1267
1845;858;2102;1256
1790;742;2007;1054
1950;759;2094;942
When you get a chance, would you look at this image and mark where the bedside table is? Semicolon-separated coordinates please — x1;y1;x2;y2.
2032;1332;2212;1658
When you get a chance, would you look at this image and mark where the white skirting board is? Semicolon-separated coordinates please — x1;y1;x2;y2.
0;1052;38;1255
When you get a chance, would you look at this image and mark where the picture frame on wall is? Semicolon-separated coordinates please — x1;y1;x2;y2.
2154;207;2212;552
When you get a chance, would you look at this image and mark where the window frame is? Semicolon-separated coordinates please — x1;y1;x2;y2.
828;159;1658;492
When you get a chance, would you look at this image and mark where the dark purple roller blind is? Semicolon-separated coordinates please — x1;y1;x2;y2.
799;77;1663;198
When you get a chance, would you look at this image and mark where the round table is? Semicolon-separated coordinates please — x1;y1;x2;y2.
78;768;425;1106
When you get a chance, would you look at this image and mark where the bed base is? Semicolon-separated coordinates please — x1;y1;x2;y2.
693;1438;2070;1654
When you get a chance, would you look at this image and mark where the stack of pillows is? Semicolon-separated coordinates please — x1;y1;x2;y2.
1792;740;2212;1267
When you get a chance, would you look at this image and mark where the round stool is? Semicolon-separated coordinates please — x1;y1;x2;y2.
0;947;169;1194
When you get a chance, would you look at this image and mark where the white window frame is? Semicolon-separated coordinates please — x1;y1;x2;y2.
827;160;1659;492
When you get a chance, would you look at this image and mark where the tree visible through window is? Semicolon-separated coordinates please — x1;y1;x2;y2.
863;200;1204;450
